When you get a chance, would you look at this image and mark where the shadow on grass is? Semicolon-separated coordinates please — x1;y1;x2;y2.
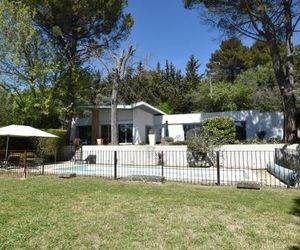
288;246;300;250
288;198;300;249
291;197;300;217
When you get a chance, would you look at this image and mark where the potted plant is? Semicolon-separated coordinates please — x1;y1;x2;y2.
96;138;104;145
148;128;156;146
160;136;174;145
73;138;81;147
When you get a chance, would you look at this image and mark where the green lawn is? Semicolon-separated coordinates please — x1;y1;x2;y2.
0;177;299;249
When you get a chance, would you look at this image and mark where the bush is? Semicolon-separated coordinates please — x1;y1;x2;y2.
202;117;236;144
186;117;236;160
37;129;67;154
164;137;174;143
237;137;282;145
256;130;266;140
170;140;189;146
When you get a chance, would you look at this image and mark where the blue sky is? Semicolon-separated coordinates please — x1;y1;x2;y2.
124;0;300;75
124;0;223;75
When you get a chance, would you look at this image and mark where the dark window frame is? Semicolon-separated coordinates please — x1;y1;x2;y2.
183;123;201;139
235;121;247;141
101;123;133;144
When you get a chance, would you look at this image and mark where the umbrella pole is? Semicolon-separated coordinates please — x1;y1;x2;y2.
5;135;9;162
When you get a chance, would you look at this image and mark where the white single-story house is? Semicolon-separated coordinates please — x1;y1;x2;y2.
70;101;284;145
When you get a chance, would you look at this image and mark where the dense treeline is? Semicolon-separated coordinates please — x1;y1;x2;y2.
118;39;299;114
0;0;299;142
1;35;300;127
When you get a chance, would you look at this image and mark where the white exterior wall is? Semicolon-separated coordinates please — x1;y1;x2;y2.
163;111;284;141
218;144;285;169
82;144;297;169
72;108;284;144
99;109;133;124
132;109;155;144
82;145;188;166
168;125;185;141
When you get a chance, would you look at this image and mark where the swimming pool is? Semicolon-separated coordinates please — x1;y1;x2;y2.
52;164;257;183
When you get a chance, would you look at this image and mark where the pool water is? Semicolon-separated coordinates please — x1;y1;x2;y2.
54;164;255;182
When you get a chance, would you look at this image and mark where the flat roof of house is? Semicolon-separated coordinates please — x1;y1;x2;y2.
86;102;166;115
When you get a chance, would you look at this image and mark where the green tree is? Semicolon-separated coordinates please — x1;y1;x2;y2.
184;0;300;142
0;0;62;128
196;81;253;112
236;63;282;111
185;55;201;89
172;55;201;113
207;38;250;83
0;90;13;126
120;66;163;106
22;0;134;136
249;41;273;68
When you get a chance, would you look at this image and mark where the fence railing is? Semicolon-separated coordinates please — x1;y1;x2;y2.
0;149;299;188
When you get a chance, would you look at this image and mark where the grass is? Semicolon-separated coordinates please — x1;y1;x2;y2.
0;177;299;249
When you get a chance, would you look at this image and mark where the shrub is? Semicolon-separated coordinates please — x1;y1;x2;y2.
186;117;236;161
164;137;174;143
37;129;67;154
238;137;282;145
256;130;266;140
170;140;189;146
202;117;236;145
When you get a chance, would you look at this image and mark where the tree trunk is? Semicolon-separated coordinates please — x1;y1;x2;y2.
65;36;77;144
283;0;297;142
109;46;135;145
268;38;297;142
111;76;119;145
65;64;75;144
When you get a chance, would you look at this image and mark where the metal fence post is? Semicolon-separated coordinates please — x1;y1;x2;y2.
42;153;45;175
161;151;164;177
114;151;117;180
216;151;220;185
275;148;278;165
24;150;27;179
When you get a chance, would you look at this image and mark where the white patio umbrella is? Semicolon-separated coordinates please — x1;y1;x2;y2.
0;125;58;161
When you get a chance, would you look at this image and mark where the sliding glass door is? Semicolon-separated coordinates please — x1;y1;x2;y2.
101;124;133;144
119;124;133;143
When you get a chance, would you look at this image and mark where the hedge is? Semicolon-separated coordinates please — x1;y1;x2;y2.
202;117;236;145
186;117;236;157
37;129;67;153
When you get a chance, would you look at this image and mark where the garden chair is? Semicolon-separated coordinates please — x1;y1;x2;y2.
3;155;21;169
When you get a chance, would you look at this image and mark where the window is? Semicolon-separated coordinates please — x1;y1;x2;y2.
183;123;201;139
101;125;111;144
235;121;246;140
101;124;133;144
76;126;92;144
119;124;133;143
